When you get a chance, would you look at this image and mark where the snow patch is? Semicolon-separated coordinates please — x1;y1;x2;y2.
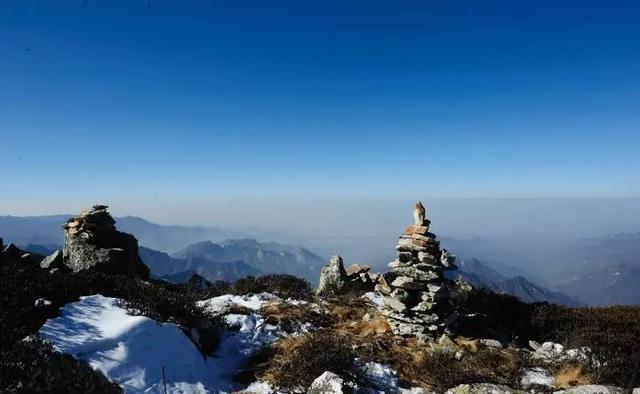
363;292;385;308
39;295;216;393
197;293;279;316
357;360;400;392
521;367;554;389
38;294;287;393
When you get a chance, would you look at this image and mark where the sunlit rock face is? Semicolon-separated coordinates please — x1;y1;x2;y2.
62;205;149;278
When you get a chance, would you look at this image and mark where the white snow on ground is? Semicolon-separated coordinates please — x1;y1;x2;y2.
362;292;385;308
521;367;554;389
39;295;217;393
196;293;279;316
38;292;426;394
356;360;400;392
39;293;286;394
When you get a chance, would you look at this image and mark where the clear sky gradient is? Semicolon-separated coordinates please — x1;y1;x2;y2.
1;0;639;209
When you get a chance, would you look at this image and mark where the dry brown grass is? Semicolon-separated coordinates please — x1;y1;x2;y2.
352;317;392;336
554;365;592;388
249;332;357;391
455;337;480;353
238;292;539;392
260;301;332;333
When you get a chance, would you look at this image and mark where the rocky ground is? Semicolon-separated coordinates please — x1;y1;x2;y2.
1;204;639;393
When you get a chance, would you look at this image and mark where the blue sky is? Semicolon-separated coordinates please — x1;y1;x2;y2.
1;0;639;207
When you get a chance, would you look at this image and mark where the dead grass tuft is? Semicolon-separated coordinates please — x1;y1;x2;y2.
249;332;357;391
554;364;592;388
260;301;332;333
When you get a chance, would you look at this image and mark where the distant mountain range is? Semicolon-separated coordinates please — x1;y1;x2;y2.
172;239;326;283
138;246;262;283
4;214;639;305
447;259;581;306
554;264;640;306
0;214;250;252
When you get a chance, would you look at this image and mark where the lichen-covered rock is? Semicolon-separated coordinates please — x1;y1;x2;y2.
445;383;526;394
317;255;348;294
62;205;149;278
307;371;344;394
40;249;64;269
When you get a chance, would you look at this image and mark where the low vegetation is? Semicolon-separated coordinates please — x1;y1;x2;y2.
240;286;640;391
0;262;216;393
530;303;640;388
3;257;638;392
231;274;313;300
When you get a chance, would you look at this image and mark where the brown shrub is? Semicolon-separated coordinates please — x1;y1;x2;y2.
232;274;312;300
353;317;392;336
554;364;592;388
260;301;332;333
530;303;640;388
410;348;527;391
251;331;357;391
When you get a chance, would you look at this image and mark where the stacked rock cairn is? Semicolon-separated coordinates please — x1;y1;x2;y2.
62;204;149;278
376;201;457;340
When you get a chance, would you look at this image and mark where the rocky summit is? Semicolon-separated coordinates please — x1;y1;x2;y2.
62;205;149;278
317;255;379;295
376;201;458;340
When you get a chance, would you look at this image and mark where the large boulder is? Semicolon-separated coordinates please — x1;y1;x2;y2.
40;249;64;270
317;256;377;295
317;255;348;295
62;205;149;278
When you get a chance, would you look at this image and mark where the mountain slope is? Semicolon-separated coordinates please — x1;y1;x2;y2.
447;258;580;305
172;239;326;283
0;214;249;252
139;246;261;283
554;264;640;306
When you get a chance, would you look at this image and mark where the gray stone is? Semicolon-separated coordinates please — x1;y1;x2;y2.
346;263;370;277
479;339;503;348
62;206;149;278
388;259;412;269
397;251;413;262
391;276;425;290
557;386;624;394
445;384;526;394
390;288;410;303
391;267;440;282
411;299;436;312
381;309;440;324
317;255;348;295
307;371;344;394
40;249;63;269
383;296;407;312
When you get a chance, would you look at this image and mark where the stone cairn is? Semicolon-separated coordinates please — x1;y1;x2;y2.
376;201;457;340
62;204;149;278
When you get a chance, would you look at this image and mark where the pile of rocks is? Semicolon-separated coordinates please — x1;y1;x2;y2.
317;255;378;295
376;201;457;339
61;205;149;278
